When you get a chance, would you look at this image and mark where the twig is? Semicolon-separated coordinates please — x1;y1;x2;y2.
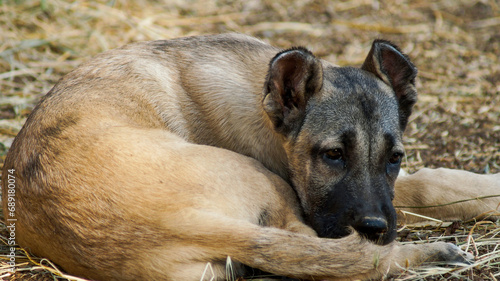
155;12;247;27
399;210;443;223
395;194;500;209
331;20;429;34
0;68;39;80
245;22;323;36
470;17;500;29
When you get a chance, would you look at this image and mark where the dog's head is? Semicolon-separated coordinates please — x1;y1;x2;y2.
263;40;417;245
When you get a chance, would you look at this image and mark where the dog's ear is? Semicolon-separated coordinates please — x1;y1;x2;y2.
361;40;417;130
263;47;323;135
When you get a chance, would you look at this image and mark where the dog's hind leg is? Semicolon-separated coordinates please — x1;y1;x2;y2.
394;168;500;223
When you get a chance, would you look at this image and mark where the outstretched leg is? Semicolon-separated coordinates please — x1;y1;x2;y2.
394;168;500;223
153;211;472;281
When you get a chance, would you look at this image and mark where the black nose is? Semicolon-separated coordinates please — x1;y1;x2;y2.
354;216;388;242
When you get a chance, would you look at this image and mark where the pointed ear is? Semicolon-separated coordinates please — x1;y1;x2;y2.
263;47;323;135
361;40;418;130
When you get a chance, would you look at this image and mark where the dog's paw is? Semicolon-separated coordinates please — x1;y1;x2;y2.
431;242;474;265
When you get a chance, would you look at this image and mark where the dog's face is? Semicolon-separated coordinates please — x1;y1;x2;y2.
263;41;417;245
284;68;404;245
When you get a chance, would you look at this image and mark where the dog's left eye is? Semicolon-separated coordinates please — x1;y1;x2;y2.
322;149;345;168
324;149;343;161
388;152;403;165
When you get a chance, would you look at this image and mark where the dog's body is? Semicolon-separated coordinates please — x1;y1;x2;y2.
2;33;499;280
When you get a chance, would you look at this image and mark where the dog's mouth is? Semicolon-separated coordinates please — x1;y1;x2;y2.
310;212;397;245
353;216;396;244
357;227;396;245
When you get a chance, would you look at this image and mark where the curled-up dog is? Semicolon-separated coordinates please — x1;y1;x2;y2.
2;33;499;280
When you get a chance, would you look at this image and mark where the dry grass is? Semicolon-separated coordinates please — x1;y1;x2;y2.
0;0;499;280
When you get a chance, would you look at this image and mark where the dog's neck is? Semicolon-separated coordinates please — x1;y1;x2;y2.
156;49;291;180
185;97;290;181
140;39;291;181
177;86;290;180
249;107;291;180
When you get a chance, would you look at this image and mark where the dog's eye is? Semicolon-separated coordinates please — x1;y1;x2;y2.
388;152;403;165
323;149;343;162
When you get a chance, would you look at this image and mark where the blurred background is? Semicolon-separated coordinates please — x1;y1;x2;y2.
0;0;499;280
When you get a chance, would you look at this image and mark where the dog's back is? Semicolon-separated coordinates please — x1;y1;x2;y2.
11;34;287;179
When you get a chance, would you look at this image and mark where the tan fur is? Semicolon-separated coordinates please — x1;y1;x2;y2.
2;34;497;281
396;168;500;223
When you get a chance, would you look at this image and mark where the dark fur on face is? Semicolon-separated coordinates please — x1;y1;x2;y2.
264;41;416;245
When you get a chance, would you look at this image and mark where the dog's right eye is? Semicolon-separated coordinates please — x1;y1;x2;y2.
324;149;343;160
322;149;345;167
388;152;403;165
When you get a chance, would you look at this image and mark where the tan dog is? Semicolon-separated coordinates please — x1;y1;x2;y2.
2;33;499;280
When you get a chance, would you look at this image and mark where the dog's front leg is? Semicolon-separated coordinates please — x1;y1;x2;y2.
394;168;500;223
171;213;472;281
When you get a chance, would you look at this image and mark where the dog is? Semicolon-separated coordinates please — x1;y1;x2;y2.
2;33;499;280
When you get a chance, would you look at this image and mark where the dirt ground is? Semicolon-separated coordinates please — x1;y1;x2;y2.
0;0;499;280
